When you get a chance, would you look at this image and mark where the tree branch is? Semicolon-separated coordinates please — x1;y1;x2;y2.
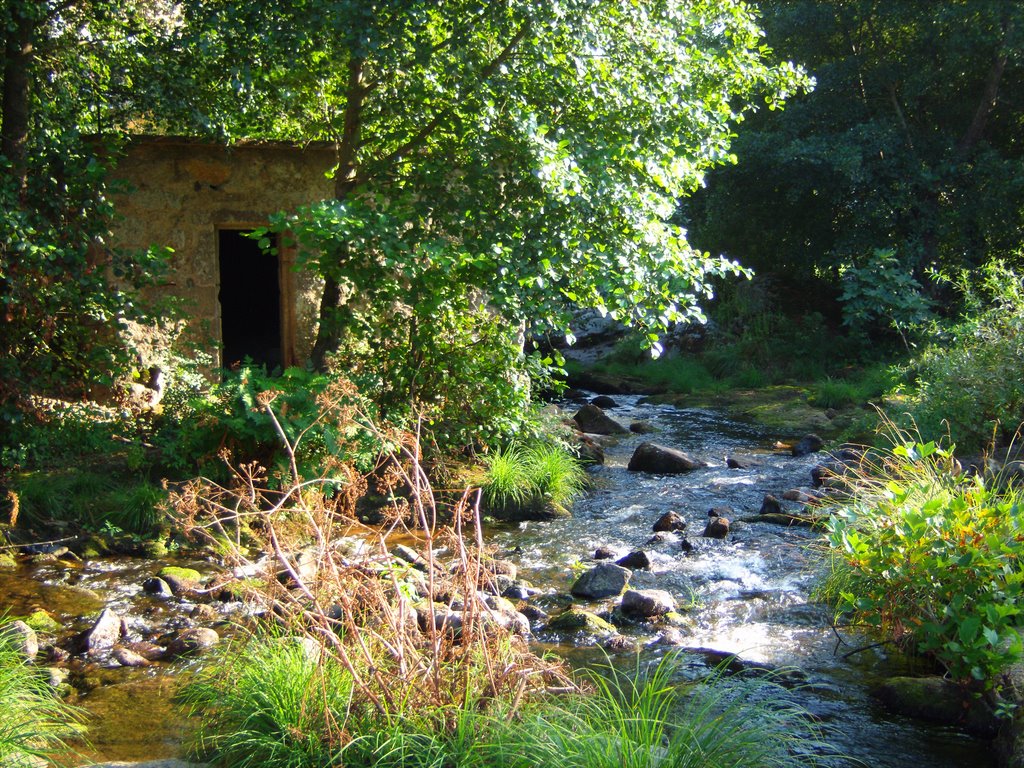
956;12;1011;158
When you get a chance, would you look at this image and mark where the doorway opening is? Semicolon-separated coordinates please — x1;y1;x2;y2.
218;229;281;371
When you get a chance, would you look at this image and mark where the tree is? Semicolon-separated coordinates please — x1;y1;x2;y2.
685;0;1024;332
148;1;807;442
0;1;169;417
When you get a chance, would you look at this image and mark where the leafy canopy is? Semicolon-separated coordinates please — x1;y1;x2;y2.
158;0;810;355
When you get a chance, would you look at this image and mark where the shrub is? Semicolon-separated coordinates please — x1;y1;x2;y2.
0;627;83;766
890;260;1024;453
153;367;384;484
825;435;1024;684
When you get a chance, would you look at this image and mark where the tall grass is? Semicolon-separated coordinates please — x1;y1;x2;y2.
478;441;586;518
480;655;829;768
0;631;83;767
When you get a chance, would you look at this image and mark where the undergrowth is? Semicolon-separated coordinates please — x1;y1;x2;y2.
176;384;830;768
822;427;1024;685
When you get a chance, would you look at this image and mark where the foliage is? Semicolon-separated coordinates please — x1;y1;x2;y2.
137;0;812;449
477;441;587;518
0;625;83;766
807;362;898;410
826;435;1024;684
890;260;1024;452
686;0;1024;322
176;416;574;768
10;469;166;536
184;639;830;768
838;249;935;345
152;366;384;484
181;636;355;768
0;2;172;423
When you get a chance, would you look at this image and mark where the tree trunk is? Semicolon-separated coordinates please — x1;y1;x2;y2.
310;57;366;371
1;5;35;195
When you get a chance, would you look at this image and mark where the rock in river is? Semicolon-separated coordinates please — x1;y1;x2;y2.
653;510;687;532
573;404;629;435
621;589;675;618
628;442;707;474
547;608;617;635
85;608;126;652
792;434;825;457
702;517;730;539
166;627;220;657
571;562;631;599
616;550;652;570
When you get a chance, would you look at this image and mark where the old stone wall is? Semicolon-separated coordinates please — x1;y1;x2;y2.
109;137;336;370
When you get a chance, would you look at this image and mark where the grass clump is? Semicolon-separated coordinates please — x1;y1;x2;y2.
0;628;83;766
10;469;167;536
823;430;1024;684
478;441;587;519
481;655;828;768
807;363;897;410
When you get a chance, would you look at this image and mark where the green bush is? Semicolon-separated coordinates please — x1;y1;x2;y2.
182;637;355;768
0;628;83;766
153;366;383;484
825;436;1024;684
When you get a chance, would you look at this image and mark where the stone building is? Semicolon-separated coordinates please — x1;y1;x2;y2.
109;136;336;371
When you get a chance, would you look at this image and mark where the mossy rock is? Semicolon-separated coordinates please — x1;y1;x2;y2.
547;608;617;635
658;611;696;631
139;539;169;559
157;566;203;594
0;552;17;569
23;609;61;634
874;676;998;739
157;566;202;582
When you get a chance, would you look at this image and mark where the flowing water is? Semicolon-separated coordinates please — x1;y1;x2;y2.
491;394;994;767
0;394;997;765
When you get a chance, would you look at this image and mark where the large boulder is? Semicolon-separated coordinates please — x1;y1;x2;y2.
573;404;629;435
571;562;631;599
628;442;706;474
621;589;675;618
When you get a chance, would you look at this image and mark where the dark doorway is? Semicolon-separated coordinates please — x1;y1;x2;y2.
218;229;281;371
